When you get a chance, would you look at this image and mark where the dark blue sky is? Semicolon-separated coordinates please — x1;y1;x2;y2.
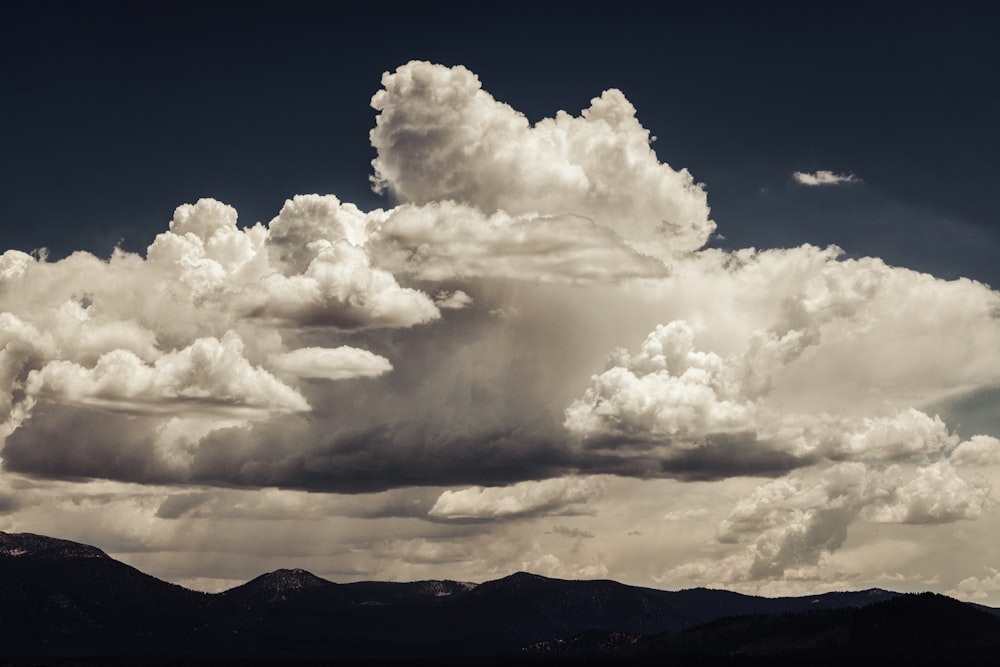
3;1;998;285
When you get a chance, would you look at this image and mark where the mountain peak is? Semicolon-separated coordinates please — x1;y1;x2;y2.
227;567;334;602
258;567;329;589
271;567;317;578
501;571;550;583
413;579;478;597
0;531;108;560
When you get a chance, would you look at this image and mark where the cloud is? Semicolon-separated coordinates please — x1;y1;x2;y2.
2;60;1000;515
154;486;440;521
26;332;308;419
564;320;759;443
522;552;608;580
947;568;1000;601
562;319;955;474
951;435;1000;466
265;194;369;272
865;461;991;524
268;347;392;381
838;409;956;461
236;237;439;329
370;61;714;259
146;199;271;302
563;242;1000;477
669;460;990;584
663;508;709;521
2;196;439;343
0;192;448;445
792;170;860;186
547;525;595;539
4;59;1000;604
428;476;608;521
7;238;1000;492
151;196;426;333
368;202;668;283
375;537;474;565
434;290;473;310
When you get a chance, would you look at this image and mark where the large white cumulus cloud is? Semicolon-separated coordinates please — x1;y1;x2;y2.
161;196;439;329
2;57;729;486
1;60;999;523
26;333;309;419
370;61;715;259
565;243;1000;474
2;60;1000;600
564;320;759;441
0;194;446;436
561;236;1000;585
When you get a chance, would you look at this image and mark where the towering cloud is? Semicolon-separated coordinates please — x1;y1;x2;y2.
370;61;715;259
1;61;998;600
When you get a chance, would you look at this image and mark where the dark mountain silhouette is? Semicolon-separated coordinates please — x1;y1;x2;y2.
0;531;107;560
0;532;247;659
527;593;1000;664
224;567;334;604
1;531;997;664
440;572;901;652
646;591;1000;663
222;567;474;610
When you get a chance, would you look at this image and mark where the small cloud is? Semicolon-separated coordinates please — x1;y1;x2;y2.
269;346;392;381
792;170;860;187
434;290;473;310
546;525;595;539
428;476;608;521
947;568;1000;601
663;508;710;522
488;305;520;320
951;435;1000;466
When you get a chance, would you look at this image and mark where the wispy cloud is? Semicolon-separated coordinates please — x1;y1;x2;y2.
428;476;608;521
792;170;860;186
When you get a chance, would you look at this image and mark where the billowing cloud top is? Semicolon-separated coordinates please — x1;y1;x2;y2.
370;61;715;260
1;61;999;599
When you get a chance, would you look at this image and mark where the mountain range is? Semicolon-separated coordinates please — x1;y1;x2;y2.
2;531;998;664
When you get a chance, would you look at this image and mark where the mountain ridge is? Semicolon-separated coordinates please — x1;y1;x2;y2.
1;531;997;663
0;530;109;560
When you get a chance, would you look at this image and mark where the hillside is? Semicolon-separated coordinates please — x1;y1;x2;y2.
1;531;996;663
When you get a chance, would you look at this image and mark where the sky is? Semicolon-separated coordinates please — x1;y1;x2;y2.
2;2;1000;603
